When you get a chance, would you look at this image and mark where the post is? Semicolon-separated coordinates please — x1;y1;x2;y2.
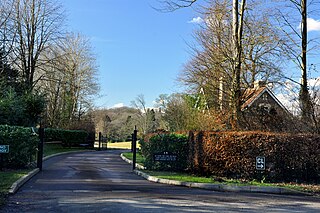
98;132;102;151
105;134;108;150
37;127;44;171
132;126;138;170
131;133;134;152
0;154;3;171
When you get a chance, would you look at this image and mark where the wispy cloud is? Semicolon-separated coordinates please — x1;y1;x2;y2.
188;17;204;24
112;103;124;108
307;18;320;32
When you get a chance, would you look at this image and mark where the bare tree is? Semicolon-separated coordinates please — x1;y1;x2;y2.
158;0;198;11
273;0;320;123
131;94;148;134
0;0;15;71
10;0;65;90
40;33;99;128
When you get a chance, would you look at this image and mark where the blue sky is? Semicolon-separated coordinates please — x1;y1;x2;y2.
62;0;200;109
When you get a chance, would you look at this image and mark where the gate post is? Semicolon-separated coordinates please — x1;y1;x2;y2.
37;127;44;171
132;126;138;170
98;132;102;151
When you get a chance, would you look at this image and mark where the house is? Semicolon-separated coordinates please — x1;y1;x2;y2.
240;81;292;131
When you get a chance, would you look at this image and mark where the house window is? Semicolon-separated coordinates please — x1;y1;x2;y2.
262;93;268;101
258;103;271;115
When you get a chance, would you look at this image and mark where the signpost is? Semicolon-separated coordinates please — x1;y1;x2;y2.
154;151;177;162
256;156;265;170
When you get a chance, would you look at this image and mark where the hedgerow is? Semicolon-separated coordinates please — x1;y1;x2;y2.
140;133;188;171
0;125;38;168
188;131;320;183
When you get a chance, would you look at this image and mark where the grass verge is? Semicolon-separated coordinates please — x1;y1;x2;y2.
145;170;320;195
0;170;30;206
122;152;145;165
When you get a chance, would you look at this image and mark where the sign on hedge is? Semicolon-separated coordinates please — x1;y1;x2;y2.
0;145;9;153
256;156;265;170
154;151;177;162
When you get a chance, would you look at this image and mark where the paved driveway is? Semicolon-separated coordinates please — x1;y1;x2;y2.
1;150;320;212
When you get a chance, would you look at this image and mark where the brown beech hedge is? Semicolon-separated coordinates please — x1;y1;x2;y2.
188;131;320;183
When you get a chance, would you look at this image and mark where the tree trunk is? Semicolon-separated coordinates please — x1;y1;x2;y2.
299;0;312;122
231;0;246;129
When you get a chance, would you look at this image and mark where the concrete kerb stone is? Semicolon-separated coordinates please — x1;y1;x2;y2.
120;155;309;196
8;150;95;194
8;168;40;194
120;153;146;170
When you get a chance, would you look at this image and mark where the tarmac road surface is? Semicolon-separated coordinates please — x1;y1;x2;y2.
1;150;320;213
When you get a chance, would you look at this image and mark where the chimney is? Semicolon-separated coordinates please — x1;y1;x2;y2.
254;80;266;89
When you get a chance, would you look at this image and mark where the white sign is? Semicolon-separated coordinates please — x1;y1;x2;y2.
256;156;265;170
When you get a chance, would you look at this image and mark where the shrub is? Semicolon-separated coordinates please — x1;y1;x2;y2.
0;125;38;168
140;133;188;171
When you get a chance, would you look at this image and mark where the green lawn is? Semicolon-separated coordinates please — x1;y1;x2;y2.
107;141;140;150
145;170;320;194
0;170;30;205
122;152;145;165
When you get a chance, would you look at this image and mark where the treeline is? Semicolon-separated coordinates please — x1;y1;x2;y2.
92;106;162;142
0;0;99;131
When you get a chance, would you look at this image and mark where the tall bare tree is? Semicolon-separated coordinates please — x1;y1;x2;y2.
273;0;319;123
299;0;312;121
11;0;64;90
40;33;99;128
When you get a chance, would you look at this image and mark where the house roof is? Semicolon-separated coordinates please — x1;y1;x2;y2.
241;86;289;112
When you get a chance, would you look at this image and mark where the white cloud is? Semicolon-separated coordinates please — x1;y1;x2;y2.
111;103;124;108
307;18;320;32
188;17;204;24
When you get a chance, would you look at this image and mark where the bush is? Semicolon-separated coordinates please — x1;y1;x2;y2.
140;133;188;171
0;125;38;169
188;131;320;183
0;87;45;127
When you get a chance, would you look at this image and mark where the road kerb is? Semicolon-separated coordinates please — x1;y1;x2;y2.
121;155;310;196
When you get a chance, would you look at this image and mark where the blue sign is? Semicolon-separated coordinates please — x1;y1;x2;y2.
0;145;9;153
256;156;265;170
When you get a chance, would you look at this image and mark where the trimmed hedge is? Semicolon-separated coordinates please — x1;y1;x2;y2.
0;125;38;168
44;128;90;147
188;131;320;183
140;133;188;171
